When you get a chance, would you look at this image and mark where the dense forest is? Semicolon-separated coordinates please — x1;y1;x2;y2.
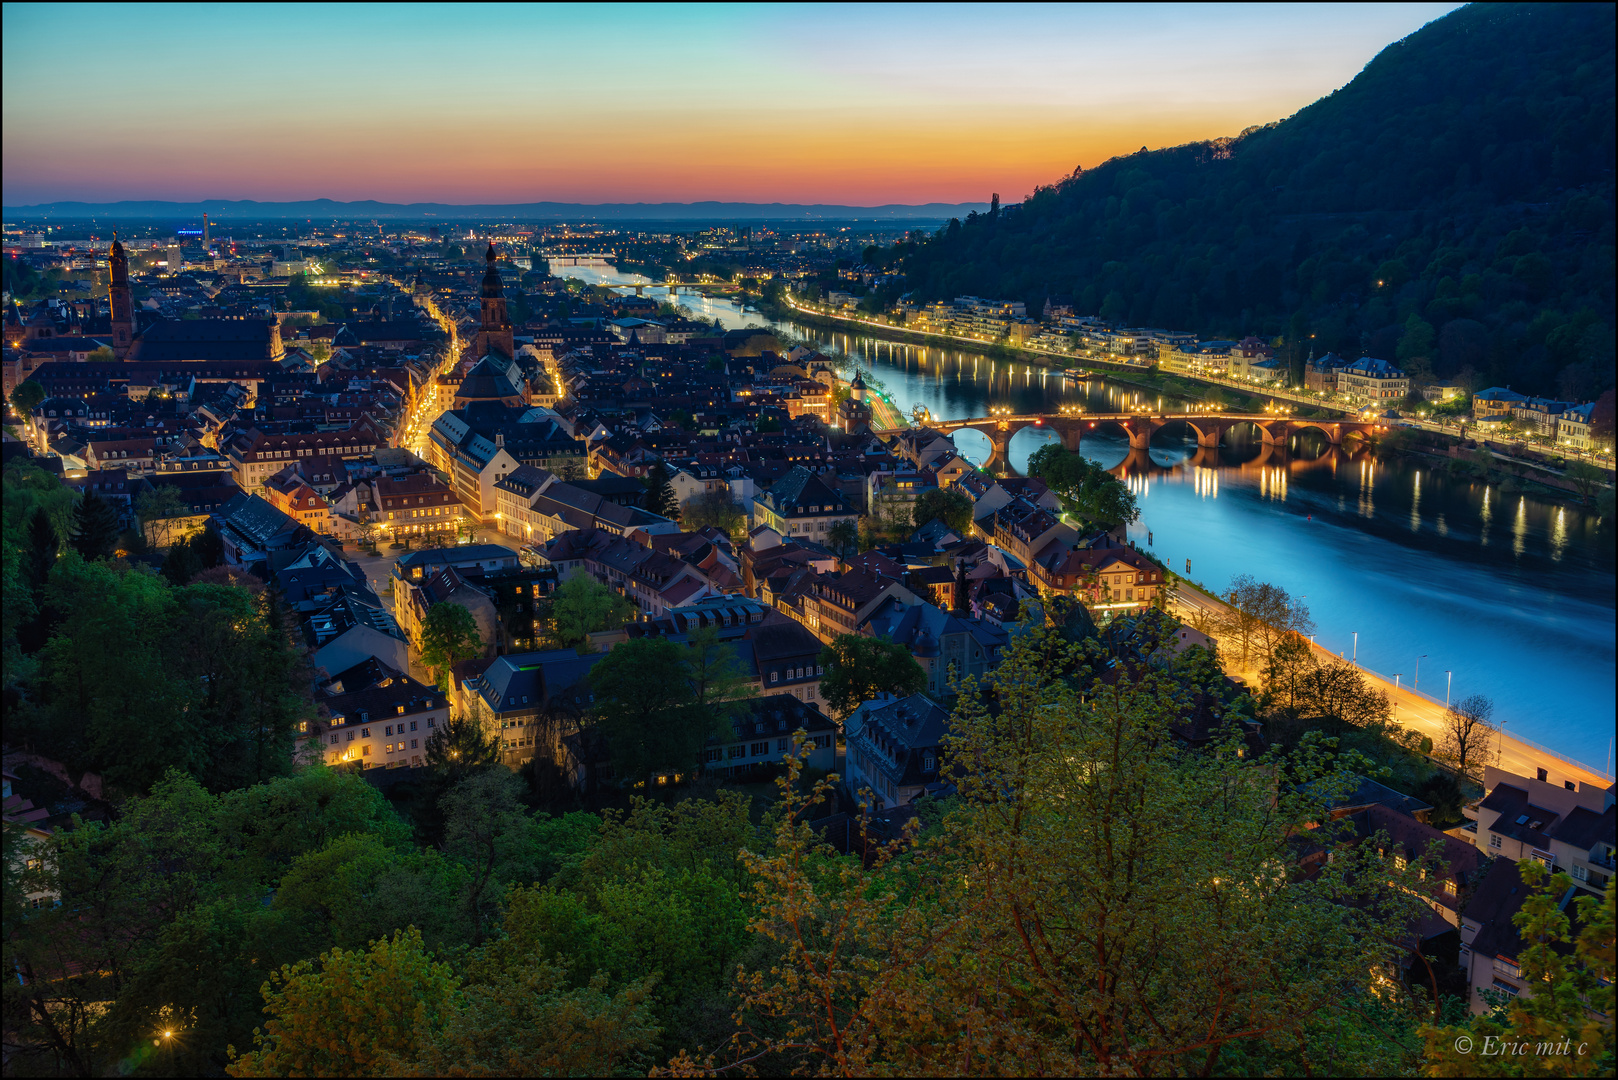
882;3;1615;401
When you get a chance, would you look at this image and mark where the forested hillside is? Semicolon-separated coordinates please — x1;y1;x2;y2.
887;3;1615;400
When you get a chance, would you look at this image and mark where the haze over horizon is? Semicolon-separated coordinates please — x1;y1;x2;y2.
4;2;1459;208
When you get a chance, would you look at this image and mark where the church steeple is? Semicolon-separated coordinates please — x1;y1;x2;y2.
475;241;513;359
109;231;133;359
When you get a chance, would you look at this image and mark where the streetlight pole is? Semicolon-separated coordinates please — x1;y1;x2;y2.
1445;670;1452;707
1352;632;1358;663
1394;673;1402;691
1415;654;1426;688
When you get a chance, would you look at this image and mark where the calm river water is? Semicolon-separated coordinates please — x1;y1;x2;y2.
561;265;1617;770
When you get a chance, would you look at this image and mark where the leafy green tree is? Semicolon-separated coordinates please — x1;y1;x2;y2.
418;601;483;690
684;624;757;726
424;715;501;780
548;573;634;651
22;504;58;595
400;952;658;1078
9;378;45;417
1027;443;1139;525
694;627;1442;1076
216;767;411;890
912;486;974;532
193;517;226;569
816;634;928;719
1564;459;1606;503
162;535;202;585
644;461;678;520
439;768;536;940
679;487;746;537
135;483;190;545
171;582;312;789
502;794;757;1053
587;638;712;789
69;488;120;561
4;771;225;1077
227;928;459;1078
826;517;860;559
1398;312;1437;364
40;559;198;790
1420;860;1615;1077
271;834;470;958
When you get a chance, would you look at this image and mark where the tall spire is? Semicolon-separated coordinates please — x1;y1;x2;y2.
109;230;133;359
475;241;513;358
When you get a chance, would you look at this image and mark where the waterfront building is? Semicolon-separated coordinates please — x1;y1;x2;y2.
1336;356;1409;407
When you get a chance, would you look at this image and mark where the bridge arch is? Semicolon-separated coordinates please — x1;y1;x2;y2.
1284;420;1376;447
1219;417;1282;446
1146;417;1214;448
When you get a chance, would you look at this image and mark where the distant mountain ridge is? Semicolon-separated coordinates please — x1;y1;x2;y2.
0;198;989;221
888;2;1615;401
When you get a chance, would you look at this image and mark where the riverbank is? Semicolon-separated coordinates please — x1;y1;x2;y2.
1168;578;1613;784
779;293;1367;416
1373;427;1614;511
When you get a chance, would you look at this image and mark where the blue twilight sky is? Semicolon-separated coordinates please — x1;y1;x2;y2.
2;2;1462;205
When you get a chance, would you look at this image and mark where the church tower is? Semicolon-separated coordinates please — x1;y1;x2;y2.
476;242;514;359
109;233;134;359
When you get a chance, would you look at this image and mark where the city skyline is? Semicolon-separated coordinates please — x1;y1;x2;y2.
3;2;1459;206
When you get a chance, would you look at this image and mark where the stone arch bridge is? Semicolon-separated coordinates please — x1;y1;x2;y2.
879;412;1387;471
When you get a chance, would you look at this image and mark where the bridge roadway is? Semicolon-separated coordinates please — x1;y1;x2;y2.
876;411;1388;471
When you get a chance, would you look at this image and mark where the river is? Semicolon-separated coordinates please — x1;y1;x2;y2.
559;264;1617;772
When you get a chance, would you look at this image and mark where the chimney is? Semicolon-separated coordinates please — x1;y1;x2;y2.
495;432;505;448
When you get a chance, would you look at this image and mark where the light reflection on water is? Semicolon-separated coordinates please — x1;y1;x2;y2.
564;263;1616;766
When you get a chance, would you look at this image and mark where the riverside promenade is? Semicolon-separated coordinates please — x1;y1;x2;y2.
1169;579;1613;788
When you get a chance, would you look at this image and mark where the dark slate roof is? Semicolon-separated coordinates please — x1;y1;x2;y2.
133;317;278;362
1334;775;1435;820
569;474;647;502
493;463;553;499
1345;804;1483;884
720;693;836;747
455;356;521;401
847;693;951;792
465;649;604;715
1460;857;1587;967
1548;804;1617;851
322;669;444;724
1480;783;1564;849
216;492;305;548
394;544;519;574
756;465;847;517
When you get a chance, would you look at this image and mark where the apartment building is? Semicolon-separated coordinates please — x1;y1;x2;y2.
1336;356;1409;407
1471;765;1615;897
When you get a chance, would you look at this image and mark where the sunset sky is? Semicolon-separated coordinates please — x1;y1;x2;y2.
3;2;1461;207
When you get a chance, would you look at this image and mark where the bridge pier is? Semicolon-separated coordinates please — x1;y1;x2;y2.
984;433;1012;471
1125;425;1152;451
1059;422;1083;453
1196;426;1221;448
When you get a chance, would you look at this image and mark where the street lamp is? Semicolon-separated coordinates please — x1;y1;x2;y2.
1415;654;1426;688
1351;631;1358;663
1445;670;1452;707
1393;673;1402;690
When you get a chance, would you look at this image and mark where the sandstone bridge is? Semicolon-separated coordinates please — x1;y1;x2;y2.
876;412;1388;471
